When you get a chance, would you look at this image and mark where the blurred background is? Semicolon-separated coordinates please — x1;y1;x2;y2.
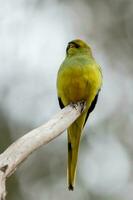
0;0;133;199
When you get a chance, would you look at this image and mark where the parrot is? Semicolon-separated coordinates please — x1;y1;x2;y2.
56;39;102;190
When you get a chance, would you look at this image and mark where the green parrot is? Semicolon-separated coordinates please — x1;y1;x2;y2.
57;39;102;190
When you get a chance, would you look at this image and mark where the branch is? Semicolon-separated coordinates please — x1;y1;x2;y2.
0;101;85;200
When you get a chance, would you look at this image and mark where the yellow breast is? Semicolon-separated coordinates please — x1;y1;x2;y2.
57;65;102;106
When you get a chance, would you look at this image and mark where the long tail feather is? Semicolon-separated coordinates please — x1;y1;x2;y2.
67;112;86;190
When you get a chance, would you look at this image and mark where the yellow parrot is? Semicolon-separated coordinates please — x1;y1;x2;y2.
57;39;102;190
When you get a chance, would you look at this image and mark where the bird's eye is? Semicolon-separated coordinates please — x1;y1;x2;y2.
74;43;80;48
66;42;80;53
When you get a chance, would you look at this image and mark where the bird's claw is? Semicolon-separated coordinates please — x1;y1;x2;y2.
70;100;86;113
79;100;86;112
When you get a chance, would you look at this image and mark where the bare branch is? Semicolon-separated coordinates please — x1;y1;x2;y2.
0;171;6;200
0;101;85;200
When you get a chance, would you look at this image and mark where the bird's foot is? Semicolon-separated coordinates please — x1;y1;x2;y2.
70;102;77;109
70;100;86;113
79;100;86;112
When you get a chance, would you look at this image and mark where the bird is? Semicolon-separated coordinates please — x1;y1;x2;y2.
56;39;102;190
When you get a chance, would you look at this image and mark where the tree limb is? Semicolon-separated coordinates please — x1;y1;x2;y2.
0;101;85;200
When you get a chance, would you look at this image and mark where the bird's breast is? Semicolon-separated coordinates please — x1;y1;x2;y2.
57;65;101;105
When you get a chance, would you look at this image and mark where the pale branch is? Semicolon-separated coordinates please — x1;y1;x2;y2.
0;101;85;200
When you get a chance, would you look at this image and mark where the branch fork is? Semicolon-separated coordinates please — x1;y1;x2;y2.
0;101;85;200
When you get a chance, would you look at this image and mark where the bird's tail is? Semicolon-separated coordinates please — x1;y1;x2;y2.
67;113;86;190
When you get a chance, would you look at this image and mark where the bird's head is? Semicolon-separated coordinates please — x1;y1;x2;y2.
66;39;92;56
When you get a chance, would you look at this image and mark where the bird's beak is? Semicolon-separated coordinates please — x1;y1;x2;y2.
66;43;75;53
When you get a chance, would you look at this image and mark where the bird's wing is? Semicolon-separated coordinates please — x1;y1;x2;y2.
58;97;65;109
83;91;99;127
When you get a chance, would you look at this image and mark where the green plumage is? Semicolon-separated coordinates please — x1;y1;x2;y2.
57;39;102;190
